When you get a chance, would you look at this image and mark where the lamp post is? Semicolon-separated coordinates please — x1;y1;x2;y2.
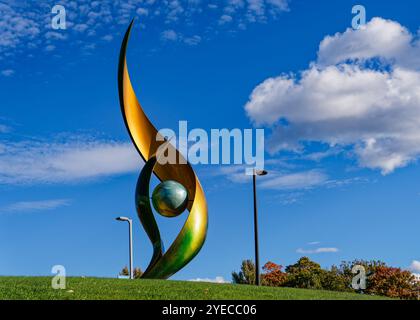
116;216;133;280
252;169;267;286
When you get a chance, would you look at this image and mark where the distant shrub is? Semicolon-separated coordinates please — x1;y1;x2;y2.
120;266;143;279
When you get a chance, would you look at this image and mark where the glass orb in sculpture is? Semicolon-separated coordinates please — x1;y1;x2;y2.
152;180;188;217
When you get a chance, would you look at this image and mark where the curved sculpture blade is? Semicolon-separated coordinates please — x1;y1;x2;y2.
118;20;208;279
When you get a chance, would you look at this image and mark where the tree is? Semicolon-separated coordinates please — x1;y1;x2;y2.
232;260;255;285
120;266;143;279
285;257;322;273
261;261;287;287
285;257;324;290
366;266;417;300
320;266;350;292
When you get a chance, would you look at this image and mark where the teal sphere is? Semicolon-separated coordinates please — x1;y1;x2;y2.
152;180;188;217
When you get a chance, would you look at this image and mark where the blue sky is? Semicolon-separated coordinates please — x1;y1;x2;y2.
1;0;420;282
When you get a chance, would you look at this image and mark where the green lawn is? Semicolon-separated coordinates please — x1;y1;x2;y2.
0;277;390;300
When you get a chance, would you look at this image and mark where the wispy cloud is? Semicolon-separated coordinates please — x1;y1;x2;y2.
0;124;10;133
303;148;343;162
0;2;41;58
161;29;202;46
0;199;71;214
272;192;303;205
0;135;141;185
161;29;179;42
307;241;320;245
296;247;339;254
1;69;14;77
219;14;233;25
260;170;328;190
0;1;291;66
204;164;367;197
189;276;228;284
183;35;202;46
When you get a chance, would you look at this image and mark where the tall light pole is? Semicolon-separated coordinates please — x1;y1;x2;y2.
116;216;133;280
252;169;268;286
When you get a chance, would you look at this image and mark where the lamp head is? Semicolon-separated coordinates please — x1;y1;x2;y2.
116;216;130;222
255;170;268;176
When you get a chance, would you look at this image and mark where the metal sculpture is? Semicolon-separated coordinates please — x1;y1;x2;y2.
118;21;208;279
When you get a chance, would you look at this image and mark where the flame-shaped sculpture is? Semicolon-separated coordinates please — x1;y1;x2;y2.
118;21;208;279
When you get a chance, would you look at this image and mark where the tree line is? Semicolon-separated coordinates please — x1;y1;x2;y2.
232;257;420;300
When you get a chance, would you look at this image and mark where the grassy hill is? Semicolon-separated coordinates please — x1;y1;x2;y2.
0;277;389;300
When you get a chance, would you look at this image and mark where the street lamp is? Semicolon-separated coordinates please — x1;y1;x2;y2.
252;169;267;286
116;216;133;280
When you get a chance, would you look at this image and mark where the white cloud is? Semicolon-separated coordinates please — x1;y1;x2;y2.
303;148;342;162
203;161;367;200
0;0;291;65
272;191;302;205
307;241;320;245
215;165;252;183
1;69;14;77
189;276;228;283
0;3;40;54
0;136;141;185
45;44;56;52
224;0;289;24
45;31;67;41
164;0;185;23
219;14;233;25
102;34;114;41
409;260;420;273
0;199;71;214
136;8;149;16
204;164;365;194
161;29;178;42
296;247;339;254
161;30;201;46
267;0;290;12
318;18;419;69
245;17;420;175
73;24;89;33
260;170;328;190
183;35;201;46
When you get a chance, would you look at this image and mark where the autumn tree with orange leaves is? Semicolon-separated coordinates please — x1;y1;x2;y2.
261;262;288;287
366;266;418;300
